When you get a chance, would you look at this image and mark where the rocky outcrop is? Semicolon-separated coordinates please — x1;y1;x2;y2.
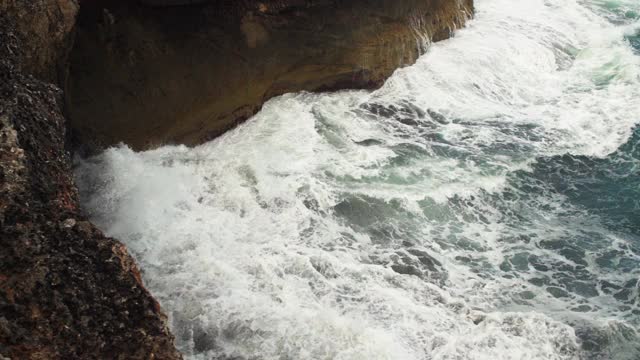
1;0;473;357
66;0;473;150
0;2;181;359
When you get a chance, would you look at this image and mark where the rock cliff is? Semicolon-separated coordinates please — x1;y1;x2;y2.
1;0;473;358
0;1;181;359
67;0;473;150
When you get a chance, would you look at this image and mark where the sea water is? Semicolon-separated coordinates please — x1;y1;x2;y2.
75;0;640;358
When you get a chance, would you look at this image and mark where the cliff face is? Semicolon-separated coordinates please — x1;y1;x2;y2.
67;0;473;150
0;1;181;359
1;0;473;358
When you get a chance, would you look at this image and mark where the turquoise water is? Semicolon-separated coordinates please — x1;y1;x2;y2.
76;0;640;359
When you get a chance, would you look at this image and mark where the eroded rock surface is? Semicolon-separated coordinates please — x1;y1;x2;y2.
67;0;474;150
0;2;181;358
1;0;474;357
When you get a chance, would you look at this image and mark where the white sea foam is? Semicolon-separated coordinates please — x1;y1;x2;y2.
76;0;640;358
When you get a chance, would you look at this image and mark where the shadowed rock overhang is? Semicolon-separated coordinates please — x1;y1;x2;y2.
67;0;474;151
0;0;473;358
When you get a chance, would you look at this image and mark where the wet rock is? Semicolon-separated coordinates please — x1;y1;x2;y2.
0;0;79;84
1;0;476;357
0;4;181;358
67;0;473;151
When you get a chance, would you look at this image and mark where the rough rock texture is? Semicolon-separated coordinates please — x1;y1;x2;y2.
1;0;473;357
67;0;474;150
0;0;79;84
0;2;182;359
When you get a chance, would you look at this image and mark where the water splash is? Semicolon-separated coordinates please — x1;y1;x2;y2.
76;0;640;358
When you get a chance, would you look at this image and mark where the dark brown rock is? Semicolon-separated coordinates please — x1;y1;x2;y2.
66;0;474;150
0;2;182;359
1;0;474;357
0;0;79;84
